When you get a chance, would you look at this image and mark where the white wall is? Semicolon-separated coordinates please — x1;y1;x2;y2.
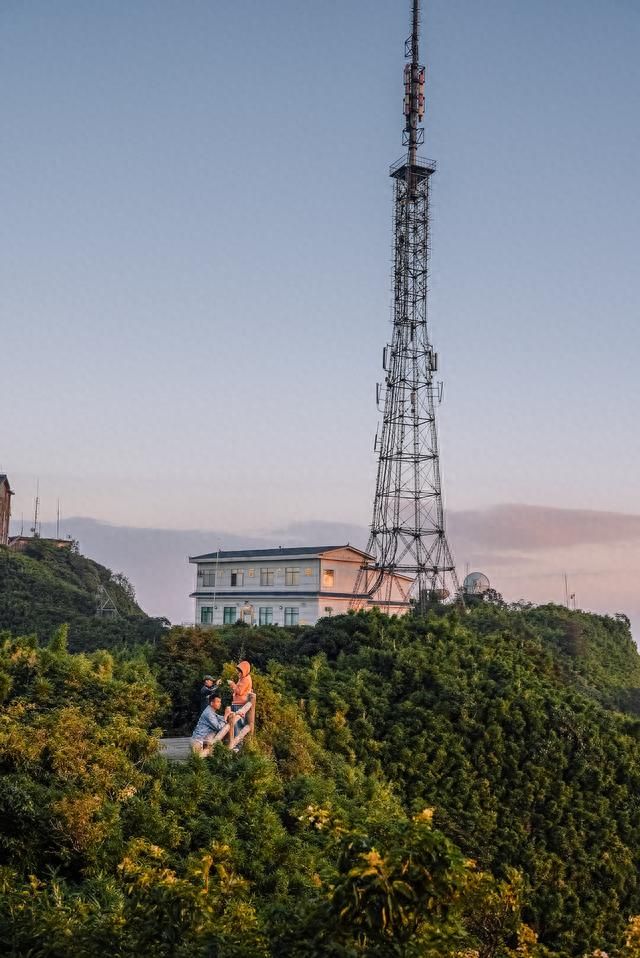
195;595;325;628
195;557;321;594
192;551;411;626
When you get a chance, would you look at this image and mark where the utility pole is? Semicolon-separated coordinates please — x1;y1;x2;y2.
353;0;459;612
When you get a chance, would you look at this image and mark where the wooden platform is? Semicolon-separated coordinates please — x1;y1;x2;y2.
158;737;193;762
159;694;257;762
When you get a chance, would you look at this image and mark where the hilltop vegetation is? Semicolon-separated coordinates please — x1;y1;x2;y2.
0;539;166;650
1;594;640;955
157;604;640;955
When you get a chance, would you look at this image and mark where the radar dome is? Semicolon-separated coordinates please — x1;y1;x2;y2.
463;571;490;596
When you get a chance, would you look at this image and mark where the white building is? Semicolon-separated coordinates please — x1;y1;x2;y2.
189;544;412;627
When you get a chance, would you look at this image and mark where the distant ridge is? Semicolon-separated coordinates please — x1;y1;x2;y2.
0;537;167;651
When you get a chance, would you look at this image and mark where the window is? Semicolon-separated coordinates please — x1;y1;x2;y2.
323;569;335;588
200;606;213;624
304;567;313;576
284;607;299;626
223;607;237;624
285;567;300;586
259;607;273;626
260;568;274;586
230;570;244;587
200;570;216;587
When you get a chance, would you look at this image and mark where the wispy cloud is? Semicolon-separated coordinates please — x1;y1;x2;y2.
449;504;640;552
17;505;640;634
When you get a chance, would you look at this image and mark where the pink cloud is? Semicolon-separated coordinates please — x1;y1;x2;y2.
449;504;640;552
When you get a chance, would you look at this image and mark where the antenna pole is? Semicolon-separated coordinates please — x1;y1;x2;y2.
402;0;426;195
32;480;40;539
408;0;420;168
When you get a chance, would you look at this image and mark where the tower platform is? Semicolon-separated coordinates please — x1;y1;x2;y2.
389;155;436;180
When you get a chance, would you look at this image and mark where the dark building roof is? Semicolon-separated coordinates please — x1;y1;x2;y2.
189;544;369;562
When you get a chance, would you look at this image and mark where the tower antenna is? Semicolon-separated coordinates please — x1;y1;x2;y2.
404;0;423;172
31;480;41;539
353;0;459;612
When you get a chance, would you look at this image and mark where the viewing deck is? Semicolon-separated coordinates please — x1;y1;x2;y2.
159;693;256;762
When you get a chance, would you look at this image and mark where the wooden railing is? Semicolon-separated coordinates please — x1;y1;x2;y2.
198;692;256;757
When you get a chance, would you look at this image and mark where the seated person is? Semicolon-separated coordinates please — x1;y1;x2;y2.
191;694;229;755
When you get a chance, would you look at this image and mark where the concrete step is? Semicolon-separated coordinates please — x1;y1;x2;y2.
159;737;192;762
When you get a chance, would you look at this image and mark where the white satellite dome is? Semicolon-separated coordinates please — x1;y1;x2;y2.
462;571;490;596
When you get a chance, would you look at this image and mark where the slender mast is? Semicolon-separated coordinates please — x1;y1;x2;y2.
406;0;421;169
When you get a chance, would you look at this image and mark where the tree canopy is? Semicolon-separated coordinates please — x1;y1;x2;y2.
2;589;640;955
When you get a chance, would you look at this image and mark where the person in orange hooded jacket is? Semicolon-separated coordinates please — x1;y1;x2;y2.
228;660;252;735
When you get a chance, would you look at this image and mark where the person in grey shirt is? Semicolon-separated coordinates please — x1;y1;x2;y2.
199;674;221;714
191;694;229;755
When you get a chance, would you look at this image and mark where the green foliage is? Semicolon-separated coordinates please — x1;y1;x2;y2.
0;540;167;651
152;605;640;955
2;601;640;955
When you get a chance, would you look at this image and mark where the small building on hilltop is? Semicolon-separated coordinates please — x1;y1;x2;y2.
189;544;412;627
0;475;13;546
8;536;73;553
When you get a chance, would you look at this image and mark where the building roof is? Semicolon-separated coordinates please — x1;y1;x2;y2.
189;544;371;562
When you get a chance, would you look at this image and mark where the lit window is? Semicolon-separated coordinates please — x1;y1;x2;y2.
284;607;299;626
259;607;273;625
260;568;274;586
248;568;255;577
200;606;213;624
230;570;244;587
304;567;313;576
223;607;237;624
285;567;300;586
323;569;335;588
200;570;216;587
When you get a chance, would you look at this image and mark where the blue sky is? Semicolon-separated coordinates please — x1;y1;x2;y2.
1;1;639;621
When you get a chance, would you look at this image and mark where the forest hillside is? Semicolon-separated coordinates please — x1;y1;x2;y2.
0;539;167;650
1;561;640;955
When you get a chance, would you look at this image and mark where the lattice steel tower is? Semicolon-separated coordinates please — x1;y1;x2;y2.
354;0;459;610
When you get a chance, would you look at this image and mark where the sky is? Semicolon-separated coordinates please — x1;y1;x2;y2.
1;1;639;627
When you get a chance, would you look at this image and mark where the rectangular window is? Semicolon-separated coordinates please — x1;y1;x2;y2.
223;607;237;624
304;567;313;576
200;570;216;587
230;570;244;587
200;606;213;624
285;567;300;586
323;569;335;588
284;607;299;626
259;607;273;626
260;568;274;586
